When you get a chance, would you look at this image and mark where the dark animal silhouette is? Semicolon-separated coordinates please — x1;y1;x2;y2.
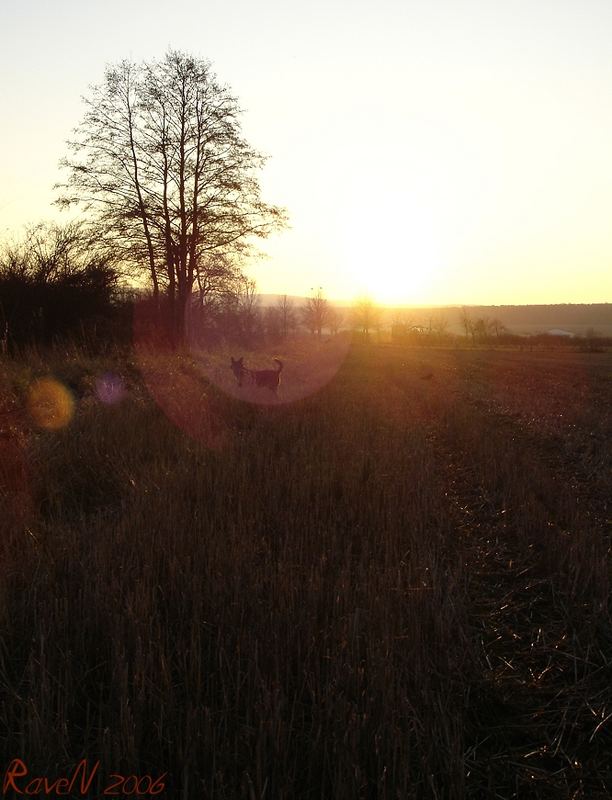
231;357;284;394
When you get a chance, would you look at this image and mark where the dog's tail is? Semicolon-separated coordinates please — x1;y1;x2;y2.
274;358;283;373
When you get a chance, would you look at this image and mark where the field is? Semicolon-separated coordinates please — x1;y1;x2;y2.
0;339;611;798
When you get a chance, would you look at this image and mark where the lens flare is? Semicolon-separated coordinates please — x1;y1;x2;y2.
132;298;351;450
95;373;125;405
27;378;75;430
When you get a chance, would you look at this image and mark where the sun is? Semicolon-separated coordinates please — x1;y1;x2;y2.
333;116;498;307
339;194;448;305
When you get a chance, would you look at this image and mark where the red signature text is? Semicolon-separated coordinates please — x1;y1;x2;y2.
2;759;167;796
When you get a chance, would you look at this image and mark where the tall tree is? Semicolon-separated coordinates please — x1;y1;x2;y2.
459;307;474;342
236;277;261;343
302;287;329;338
277;294;296;339
352;297;380;339
57;50;286;344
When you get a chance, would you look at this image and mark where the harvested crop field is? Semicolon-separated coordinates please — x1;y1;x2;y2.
0;342;611;798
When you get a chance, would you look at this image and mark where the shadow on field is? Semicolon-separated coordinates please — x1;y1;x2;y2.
0;343;611;798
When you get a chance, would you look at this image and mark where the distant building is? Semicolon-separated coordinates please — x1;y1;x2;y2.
545;329;575;337
391;323;427;342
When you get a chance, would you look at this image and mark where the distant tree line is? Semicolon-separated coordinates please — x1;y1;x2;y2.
459;307;507;344
0;224;351;351
3;228;608;353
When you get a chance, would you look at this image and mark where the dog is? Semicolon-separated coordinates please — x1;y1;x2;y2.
230;357;283;394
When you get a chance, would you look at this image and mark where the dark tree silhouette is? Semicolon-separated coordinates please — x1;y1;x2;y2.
57;50;286;345
302;287;329;338
235;278;261;344
0;222;120;347
459;306;474;342
277;294;297;339
352;298;380;339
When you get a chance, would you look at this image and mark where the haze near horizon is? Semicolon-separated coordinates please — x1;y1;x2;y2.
2;0;611;305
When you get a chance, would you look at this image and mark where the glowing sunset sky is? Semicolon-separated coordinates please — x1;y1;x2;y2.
2;0;612;305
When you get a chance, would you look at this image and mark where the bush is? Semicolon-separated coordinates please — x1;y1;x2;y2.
0;222;123;349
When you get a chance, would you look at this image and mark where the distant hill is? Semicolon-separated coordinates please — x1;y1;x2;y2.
257;297;612;336
454;304;612;327
257;294;309;307
388;304;612;336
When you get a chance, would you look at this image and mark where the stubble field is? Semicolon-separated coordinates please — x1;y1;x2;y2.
0;340;611;798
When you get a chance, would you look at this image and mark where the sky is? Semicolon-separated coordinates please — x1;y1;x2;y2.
2;0;612;305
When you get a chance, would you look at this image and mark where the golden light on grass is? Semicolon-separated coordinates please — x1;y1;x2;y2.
27;378;74;430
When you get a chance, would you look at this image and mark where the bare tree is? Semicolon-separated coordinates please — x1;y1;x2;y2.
489;317;506;338
431;315;449;337
57;50;286;345
327;306;343;335
236;277;261;343
184;251;243;343
194;252;240;311
472;317;488;343
302;287;329;338
459;307;474;342
277;294;296;339
352;298;380;339
470;316;500;343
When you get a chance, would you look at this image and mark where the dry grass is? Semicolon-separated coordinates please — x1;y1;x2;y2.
0;341;611;798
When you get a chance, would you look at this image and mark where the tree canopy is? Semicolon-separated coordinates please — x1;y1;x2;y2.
57;50;286;344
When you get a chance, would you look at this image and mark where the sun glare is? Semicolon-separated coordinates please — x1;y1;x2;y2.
340;194;448;305
331;113;509;306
